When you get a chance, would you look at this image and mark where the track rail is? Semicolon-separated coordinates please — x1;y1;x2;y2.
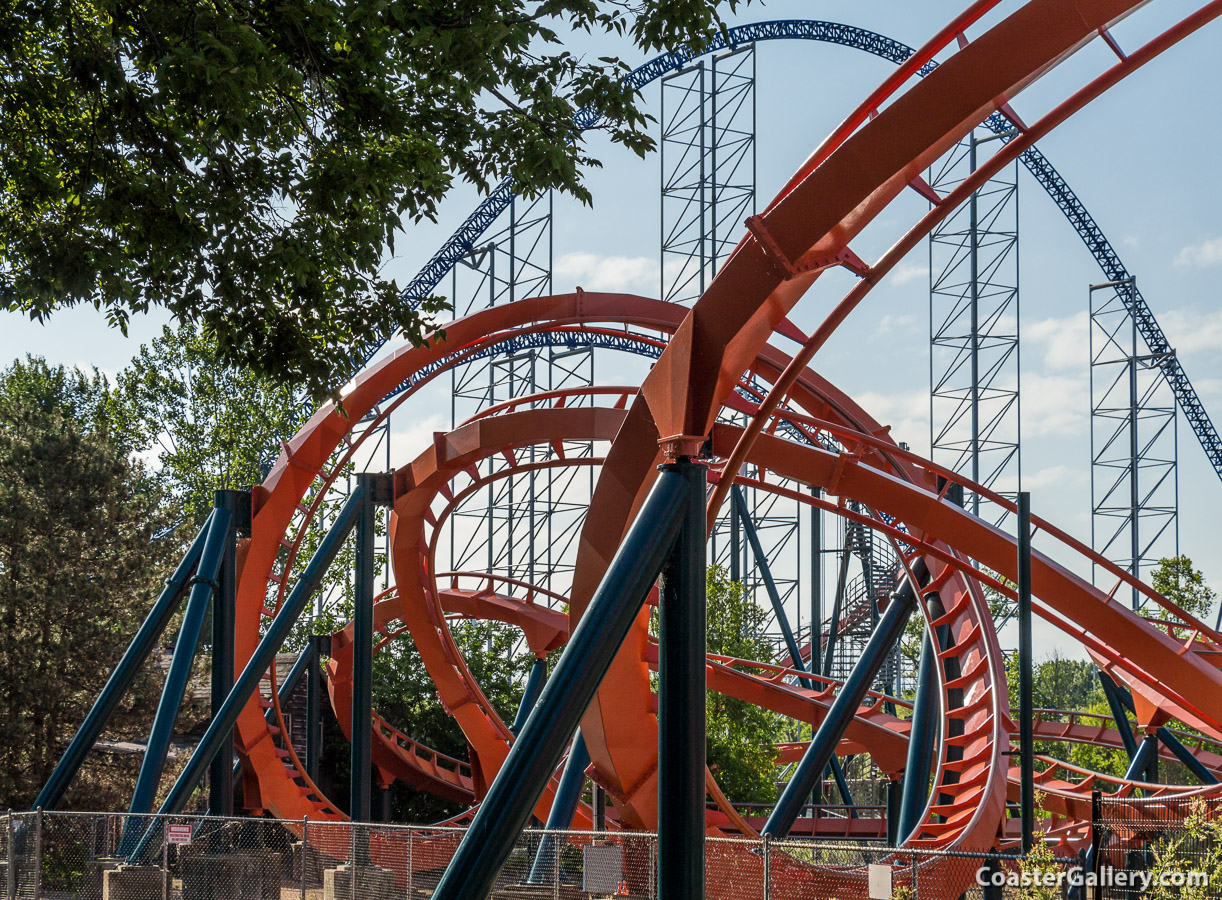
340;18;1222;483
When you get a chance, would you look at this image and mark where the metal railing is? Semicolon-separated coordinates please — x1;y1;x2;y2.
2;809;1088;900
1094;793;1222;900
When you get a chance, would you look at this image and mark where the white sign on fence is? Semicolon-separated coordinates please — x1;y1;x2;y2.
167;824;192;845
868;863;893;900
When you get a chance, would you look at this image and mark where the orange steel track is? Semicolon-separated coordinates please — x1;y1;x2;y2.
225;0;1222;891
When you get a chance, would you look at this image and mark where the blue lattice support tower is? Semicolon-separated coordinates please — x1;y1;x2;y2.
446;192;598;609
1089;276;1178;609
929;128;1021;524
660;44;755;305
323;22;1222;521
659;52;816;690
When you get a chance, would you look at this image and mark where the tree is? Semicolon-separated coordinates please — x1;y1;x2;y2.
1150;555;1217;624
0;0;747;400
364;620;532;822
703;565;787;805
0;357;174;809
113;322;302;527
1003;651;1134;779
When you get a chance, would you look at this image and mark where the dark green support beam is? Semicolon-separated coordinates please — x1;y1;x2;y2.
1157;728;1219;785
34;515;213;812
128;483;368;862
210;489;250;818
1100;673;1215;785
828;758;856;817
352;474;391;829
822;545;852;678
1124;733;1160;788
765;561;927;837
306;635;327;783
511;657;549;737
429;466;691;900
733;485;812;689
897;629;938;841
658;459;707;900
885;778;902;846
527;731;590;884
1017;492;1035;854
1098;670;1139;758
730;483;741;584
122;507;231;852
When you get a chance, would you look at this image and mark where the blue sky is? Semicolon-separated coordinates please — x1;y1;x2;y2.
5;0;1222;647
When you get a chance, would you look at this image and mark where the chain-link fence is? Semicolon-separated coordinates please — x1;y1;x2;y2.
3;810;1088;900
1095;792;1222;900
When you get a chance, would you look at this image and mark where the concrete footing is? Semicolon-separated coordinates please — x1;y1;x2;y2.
83;857;123;900
101;865;166;900
181;851;281;900
322;864;395;900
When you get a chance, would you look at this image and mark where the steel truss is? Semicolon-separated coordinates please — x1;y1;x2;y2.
660;45;755;304
346;20;1222;506
444;192;597;604
659;48;817;685
293;416;392;638
929;131;1021;523
1090;276;1178;609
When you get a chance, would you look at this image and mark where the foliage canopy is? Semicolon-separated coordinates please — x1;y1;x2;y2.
113;322;301;526
0;0;745;400
0;357;173;809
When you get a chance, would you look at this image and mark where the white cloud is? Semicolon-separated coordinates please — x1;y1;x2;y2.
1027;312;1088;372
554;252;659;295
872;313;918;338
1024;464;1088;492
1175;236;1222;268
1191;377;1222;399
853;389;929;454
1153;308;1222;356
1021;372;1088;437
889;261;929;287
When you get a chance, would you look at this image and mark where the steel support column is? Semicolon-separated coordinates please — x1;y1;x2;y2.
1098;671;1138;758
130;484;369;861
352;474;392;826
511;657;549;737
306;635;326;783
430;468;690;900
593;786;606;832
221;642;319;808
885;778;902;846
351;481;375;823
811;487;822;668
828;758;855;815
1157;728;1219;785
527;732;590;884
1123;734;1159;787
210;489;249;818
33;517;212;812
1018;492;1035;853
733;485;810;688
822;546;852;677
122;507;232;851
897;630;938;841
764;562;926;838
1089;276;1178;608
658;459;707;900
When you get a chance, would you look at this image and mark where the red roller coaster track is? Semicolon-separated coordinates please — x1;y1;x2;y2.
223;0;1222;893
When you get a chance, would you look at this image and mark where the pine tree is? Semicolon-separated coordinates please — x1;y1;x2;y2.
0;357;173;809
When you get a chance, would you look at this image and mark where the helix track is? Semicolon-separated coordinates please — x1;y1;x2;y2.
223;0;1222;894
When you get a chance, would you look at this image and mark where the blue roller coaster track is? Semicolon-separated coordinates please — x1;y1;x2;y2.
352;19;1222;483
